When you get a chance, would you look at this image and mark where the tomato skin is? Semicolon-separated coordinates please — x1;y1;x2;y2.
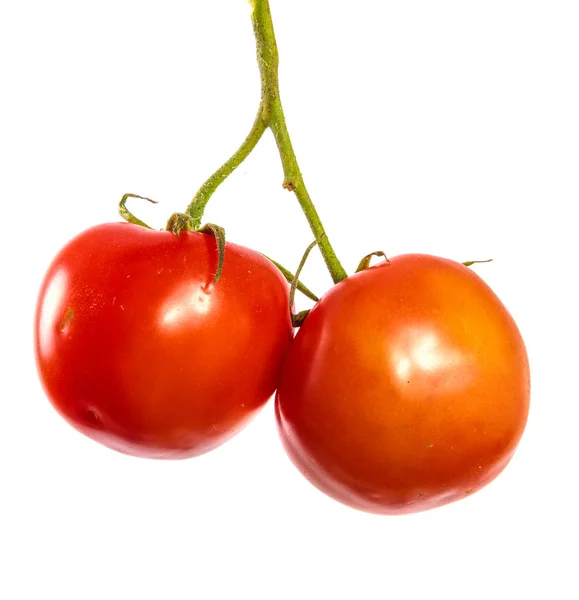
276;254;530;515
35;223;293;459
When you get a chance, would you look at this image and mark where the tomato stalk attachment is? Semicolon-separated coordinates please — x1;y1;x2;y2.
166;213;227;283
185;0;348;285
118;194;318;296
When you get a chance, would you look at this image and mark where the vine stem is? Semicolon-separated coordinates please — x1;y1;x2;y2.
186;112;267;230
186;0;347;284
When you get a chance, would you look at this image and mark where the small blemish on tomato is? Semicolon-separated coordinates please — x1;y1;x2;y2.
59;307;74;333
85;408;102;426
417;493;425;499
425;443;433;449
465;489;473;495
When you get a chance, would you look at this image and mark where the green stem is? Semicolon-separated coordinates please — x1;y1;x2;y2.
252;0;347;283
186;112;268;229
186;0;347;284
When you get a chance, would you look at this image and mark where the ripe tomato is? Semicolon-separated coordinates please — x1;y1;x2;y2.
35;223;293;459
276;254;530;514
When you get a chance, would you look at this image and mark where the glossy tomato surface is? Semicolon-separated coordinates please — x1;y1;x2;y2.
276;254;530;514
35;223;293;459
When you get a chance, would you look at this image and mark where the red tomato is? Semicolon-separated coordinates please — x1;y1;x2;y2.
276;254;530;514
35;223;293;459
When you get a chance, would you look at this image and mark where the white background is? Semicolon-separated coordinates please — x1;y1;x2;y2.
1;1;578;598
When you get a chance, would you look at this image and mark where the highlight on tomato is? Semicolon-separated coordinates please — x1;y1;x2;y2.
276;254;530;515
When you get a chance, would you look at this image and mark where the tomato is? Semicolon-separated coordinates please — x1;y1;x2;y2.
276;254;530;514
35;223;293;459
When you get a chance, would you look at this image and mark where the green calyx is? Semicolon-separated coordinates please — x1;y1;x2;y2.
119;193;157;229
118;197;227;284
165;213;226;284
198;223;226;284
166;212;194;236
288;237;322;327
356;251;390;273
463;259;493;267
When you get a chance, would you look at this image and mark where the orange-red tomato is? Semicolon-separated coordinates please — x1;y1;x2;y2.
276;254;530;514
35;223;293;459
